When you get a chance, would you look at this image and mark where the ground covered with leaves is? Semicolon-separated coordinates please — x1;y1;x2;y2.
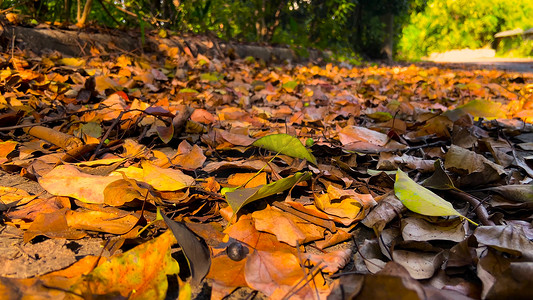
0;44;532;299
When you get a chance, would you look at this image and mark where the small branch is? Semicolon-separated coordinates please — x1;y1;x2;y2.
96;0;122;27
90;110;125;160
100;0;138;18
272;201;336;231
447;189;495;226
347;140;448;155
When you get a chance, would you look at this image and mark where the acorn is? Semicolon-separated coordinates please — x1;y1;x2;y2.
226;241;248;261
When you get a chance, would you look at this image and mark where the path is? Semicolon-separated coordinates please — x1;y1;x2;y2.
423;49;533;73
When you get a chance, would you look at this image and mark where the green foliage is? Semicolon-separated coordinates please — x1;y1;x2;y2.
2;0;412;60
498;38;533;58
398;0;533;60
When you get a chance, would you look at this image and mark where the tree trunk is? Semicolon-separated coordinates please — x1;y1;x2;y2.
77;0;93;27
64;0;71;24
382;13;394;61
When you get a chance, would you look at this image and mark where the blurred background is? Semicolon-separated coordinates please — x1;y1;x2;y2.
1;0;532;62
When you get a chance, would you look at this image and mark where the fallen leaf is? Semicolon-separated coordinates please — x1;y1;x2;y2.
245;250;328;299
141;160;195;191
0;186;36;206
225;172;311;215
444;99;506;121
401;217;467;242
475;185;533;203
301;249;352;273
339;126;407;152
203;159;282;174
477;249;533;299
444;145;505;186
170;140;207;170
162;212;211;285
0;140;17;163
39;164;121;203
252;205;324;247
70;230;180;299
314;184;375;225
65;209;139;234
227;172;267;188
23;208;87;242
252;133;317;165
362;194;405;234
394;169;476;225
474;225;533;260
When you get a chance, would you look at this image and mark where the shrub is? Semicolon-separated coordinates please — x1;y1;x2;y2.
397;0;533;60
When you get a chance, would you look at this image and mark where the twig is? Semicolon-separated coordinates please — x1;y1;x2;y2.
90;110;125;160
0;6;15;14
347;140;448;155
447;189;494;226
10;28;15;69
282;263;323;300
272;201;335;231
0;107;110;132
73;36;88;56
100;0;138;18
96;0;122;27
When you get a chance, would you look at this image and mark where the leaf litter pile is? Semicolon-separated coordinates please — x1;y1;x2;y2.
0;45;532;300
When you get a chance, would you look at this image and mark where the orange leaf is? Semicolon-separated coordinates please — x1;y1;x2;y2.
227;172;267;188
39;164;122;203
245;250;330;299
170;140;207;170
65;209;139;234
141;160;195;191
0;140;17;163
314;185;376;225
24;208;87;242
252;206;324;247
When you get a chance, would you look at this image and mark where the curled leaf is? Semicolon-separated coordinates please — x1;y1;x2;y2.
225;172;312;215
161;212;211;286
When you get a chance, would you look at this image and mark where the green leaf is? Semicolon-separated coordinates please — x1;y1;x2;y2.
252;134;317;165
178;88;199;94
282;80;298;92
394;169;477;225
443;99;506;121
200;72;221;82
225;171;312;215
367;111;393;122
80;122;103;138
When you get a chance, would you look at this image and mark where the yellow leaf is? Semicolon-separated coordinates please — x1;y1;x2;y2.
70;231;180;299
394;169;477;225
141;160;195;191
